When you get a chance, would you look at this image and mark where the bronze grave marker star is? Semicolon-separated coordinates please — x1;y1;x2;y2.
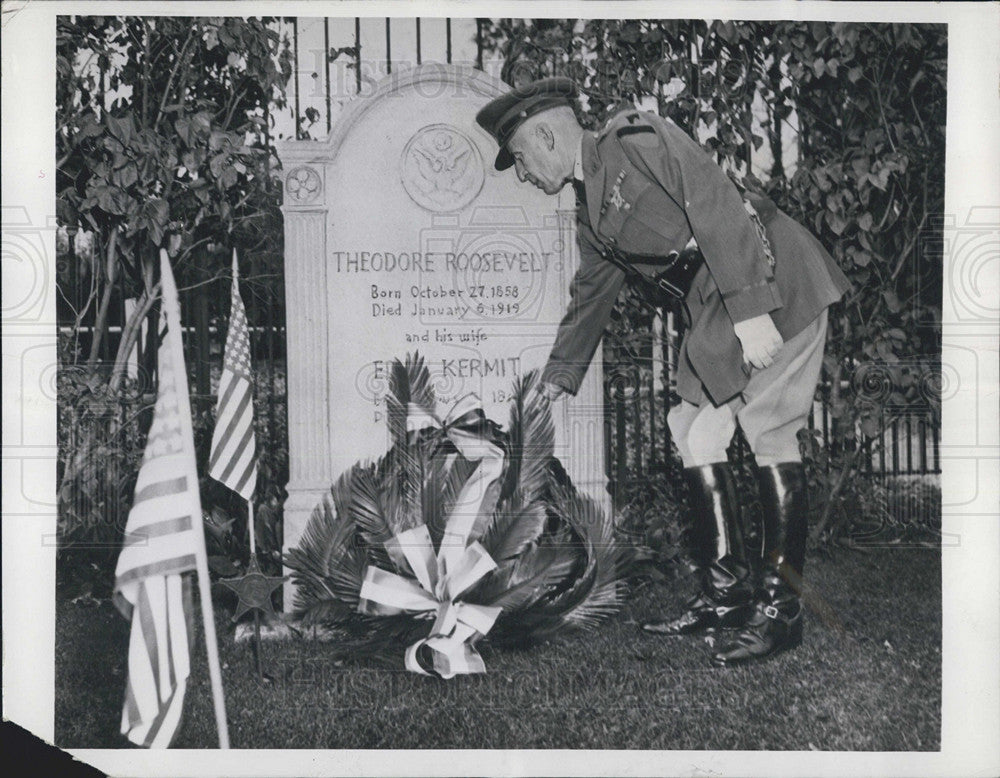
220;556;286;622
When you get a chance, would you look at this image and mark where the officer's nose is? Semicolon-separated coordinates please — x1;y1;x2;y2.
514;160;527;183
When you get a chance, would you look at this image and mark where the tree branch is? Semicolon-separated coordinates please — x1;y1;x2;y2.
109;281;161;392
154;27;196;131
85;230;119;372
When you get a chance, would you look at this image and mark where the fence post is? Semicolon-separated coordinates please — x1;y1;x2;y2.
195;281;211;398
615;384;628;508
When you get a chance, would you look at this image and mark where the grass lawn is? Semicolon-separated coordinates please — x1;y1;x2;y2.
55;547;940;750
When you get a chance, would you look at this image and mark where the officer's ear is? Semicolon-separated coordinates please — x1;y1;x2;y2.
533;122;555;152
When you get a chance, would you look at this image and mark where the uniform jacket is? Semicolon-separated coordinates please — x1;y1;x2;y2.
540;110;851;406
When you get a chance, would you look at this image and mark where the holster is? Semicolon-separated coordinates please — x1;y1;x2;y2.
598;193;777;307
602;244;705;306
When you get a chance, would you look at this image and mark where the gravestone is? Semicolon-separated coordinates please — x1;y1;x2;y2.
277;65;607;604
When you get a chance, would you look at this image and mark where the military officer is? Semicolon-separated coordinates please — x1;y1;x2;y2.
476;77;851;666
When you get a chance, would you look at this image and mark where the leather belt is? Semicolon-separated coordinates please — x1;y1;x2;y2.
596;194;776;305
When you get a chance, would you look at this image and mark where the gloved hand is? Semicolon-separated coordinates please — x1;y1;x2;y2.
533;381;566;403
733;313;783;370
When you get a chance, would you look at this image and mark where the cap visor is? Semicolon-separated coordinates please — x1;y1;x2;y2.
494;147;514;171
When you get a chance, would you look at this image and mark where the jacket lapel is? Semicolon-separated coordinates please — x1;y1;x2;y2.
581;132;606;233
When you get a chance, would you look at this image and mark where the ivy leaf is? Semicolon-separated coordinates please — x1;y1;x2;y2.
77;114;104;140
848;66;863;83
219;166;238;190
106;115;133;145
174;117;191;146
113;163;138;189
869;167;891;191
209;152;227;178
860;416;880;439
191;111;213;138
858;212;874;231
875;340;898;362
812;166;832;192
148;198;168;225
716;21;737;45
826;211;847;235
209;130;230;153
181;149;203;171
95;185;116;213
620;22;640;44
882;290;902;313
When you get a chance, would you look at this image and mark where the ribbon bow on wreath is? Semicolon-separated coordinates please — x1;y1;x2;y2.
357;394;505;678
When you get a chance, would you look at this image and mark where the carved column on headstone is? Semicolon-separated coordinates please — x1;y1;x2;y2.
276;152;329;605
556;208;613;517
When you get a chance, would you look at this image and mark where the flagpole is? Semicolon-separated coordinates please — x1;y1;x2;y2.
248;493;256;557
248;497;262;680
160;249;231;749
233;247;257;564
234;245;263;679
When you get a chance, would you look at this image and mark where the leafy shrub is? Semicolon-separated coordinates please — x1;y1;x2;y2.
58;349;289;590
809;472;941;548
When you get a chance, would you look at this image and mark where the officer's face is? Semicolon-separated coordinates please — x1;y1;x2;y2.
508;125;566;195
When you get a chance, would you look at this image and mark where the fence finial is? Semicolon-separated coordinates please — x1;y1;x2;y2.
232;247;239;282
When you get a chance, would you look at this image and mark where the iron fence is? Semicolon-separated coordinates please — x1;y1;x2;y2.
57;17;941;538
601;302;941;518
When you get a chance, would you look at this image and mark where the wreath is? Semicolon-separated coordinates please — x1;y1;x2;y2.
284;354;649;677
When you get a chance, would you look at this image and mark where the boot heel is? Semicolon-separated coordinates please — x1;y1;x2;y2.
715;602;753;630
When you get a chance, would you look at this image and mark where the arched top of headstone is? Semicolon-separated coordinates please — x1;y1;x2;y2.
279;64;510;161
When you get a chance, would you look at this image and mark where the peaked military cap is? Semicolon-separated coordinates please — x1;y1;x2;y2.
475;77;579;170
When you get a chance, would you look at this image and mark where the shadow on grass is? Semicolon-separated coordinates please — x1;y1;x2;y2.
55;547;941;750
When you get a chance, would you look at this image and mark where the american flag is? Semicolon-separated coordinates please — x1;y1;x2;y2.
208;250;257;501
114;253;204;748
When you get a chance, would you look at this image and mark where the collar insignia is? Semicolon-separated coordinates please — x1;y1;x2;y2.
609;170;630;212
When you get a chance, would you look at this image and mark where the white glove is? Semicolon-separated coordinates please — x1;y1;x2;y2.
534;381;566;403
733;313;783;370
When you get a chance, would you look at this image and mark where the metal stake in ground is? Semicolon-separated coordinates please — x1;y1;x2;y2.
220;510;285;682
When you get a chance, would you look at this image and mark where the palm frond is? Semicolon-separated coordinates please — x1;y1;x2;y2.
348;466;397;571
506;483;630;635
285;481;366;620
554;482;614;548
378;435;424;536
561;580;626;629
297;598;356;628
501;370;554;504
328;465;354;525
334;613;435;659
385;353;436;445
479;496;547;562
423;450;476;549
472;541;578;611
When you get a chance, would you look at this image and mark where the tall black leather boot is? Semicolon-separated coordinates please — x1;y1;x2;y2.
642;463;755;636
712;462;808;666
